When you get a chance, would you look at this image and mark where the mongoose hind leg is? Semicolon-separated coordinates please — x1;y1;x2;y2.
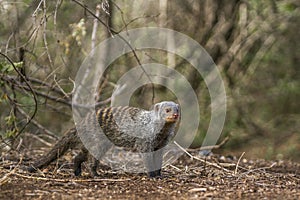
74;140;113;177
73;149;101;177
74;147;88;176
89;156;100;177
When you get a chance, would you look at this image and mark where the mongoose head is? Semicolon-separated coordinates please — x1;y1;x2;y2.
153;101;180;123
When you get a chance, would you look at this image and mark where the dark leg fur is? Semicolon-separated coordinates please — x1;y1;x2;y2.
148;169;162;178
144;149;163;178
90;157;100;177
73;148;101;177
74;148;88;176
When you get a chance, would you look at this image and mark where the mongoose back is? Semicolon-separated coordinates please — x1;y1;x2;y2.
28;101;180;177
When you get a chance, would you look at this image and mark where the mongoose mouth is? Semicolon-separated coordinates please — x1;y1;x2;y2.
166;113;179;122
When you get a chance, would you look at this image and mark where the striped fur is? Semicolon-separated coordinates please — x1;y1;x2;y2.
28;101;180;177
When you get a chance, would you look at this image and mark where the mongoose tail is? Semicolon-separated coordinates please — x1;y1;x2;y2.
28;128;79;172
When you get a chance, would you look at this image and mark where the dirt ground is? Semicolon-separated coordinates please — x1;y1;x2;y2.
0;149;299;200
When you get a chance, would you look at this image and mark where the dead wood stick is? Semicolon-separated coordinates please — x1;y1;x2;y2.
187;136;230;152
174;141;232;173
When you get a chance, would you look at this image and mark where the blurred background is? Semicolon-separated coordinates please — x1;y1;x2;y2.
0;0;299;161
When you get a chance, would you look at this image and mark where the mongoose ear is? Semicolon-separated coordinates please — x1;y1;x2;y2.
154;103;161;113
155;103;162;119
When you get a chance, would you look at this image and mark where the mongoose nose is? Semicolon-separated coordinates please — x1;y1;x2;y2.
173;113;179;119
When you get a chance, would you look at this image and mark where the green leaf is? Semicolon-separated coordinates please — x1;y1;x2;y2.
0;61;23;73
5;129;18;137
4;114;16;126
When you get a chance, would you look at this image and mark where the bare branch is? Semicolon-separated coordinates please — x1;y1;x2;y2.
0;52;38;139
91;4;101;50
187;136;230;152
42;0;54;69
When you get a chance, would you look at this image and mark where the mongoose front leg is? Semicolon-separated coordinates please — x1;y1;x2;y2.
144;149;163;178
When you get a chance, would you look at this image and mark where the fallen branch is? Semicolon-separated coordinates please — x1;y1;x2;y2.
174;141;232;173
187;136;230;152
7;170;131;182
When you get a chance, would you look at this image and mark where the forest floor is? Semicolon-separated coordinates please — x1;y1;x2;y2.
0;149;299;200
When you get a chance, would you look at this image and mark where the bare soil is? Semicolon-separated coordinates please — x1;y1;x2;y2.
0;149;299;200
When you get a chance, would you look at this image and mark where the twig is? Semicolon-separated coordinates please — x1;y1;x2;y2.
0;157;23;186
235;162;277;181
53;74;70;98
26;76;66;97
71;0;113;35
25;133;52;147
42;0;54;69
69;77;76;95
187;136;230;152
174;141;232;173
111;0;158;33
9;171;131;182
5;33;14;55
167;164;181;171
6;77;110;108
174;141;193;159
16;138;23;151
53;0;62;27
32;0;44;17
240;162;277;176
234;152;245;175
91;4;101;50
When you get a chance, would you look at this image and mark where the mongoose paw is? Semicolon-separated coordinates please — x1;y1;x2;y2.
148;169;162;178
27;165;37;173
91;171;100;177
74;168;82;176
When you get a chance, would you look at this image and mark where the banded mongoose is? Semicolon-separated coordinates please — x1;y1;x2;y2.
28;101;180;177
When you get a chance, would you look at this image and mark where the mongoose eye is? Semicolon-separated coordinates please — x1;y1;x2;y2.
165;108;171;113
